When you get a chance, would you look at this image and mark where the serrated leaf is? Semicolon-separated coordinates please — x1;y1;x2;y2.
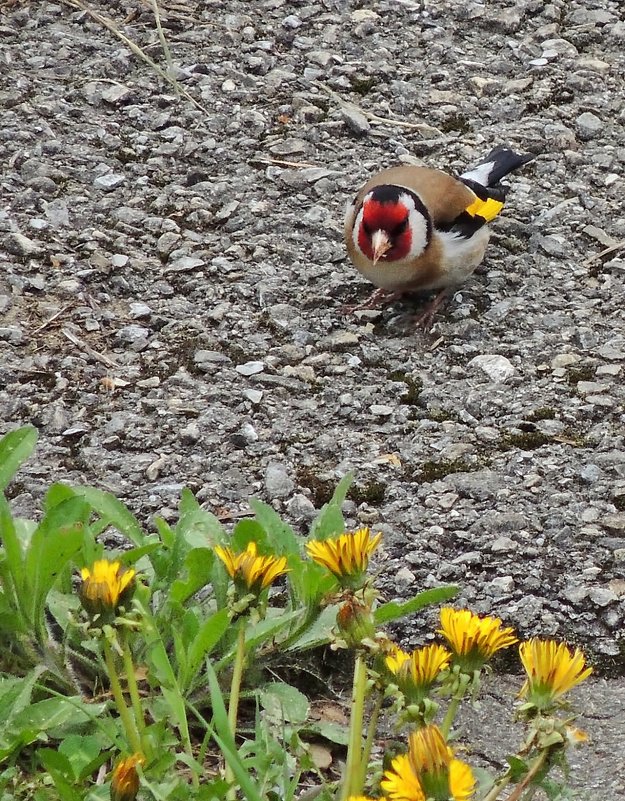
0;426;37;492
374;585;458;625
303;720;349;746
260;682;310;725
66;485;145;546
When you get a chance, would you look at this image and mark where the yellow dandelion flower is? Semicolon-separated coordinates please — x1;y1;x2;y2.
438;608;518;672
306;528;382;588
79;559;136;618
381;725;475;801
347;797;378;801
385;644;451;703
381;754;426;801
110;753;144;801
519;639;593;710
214;541;288;594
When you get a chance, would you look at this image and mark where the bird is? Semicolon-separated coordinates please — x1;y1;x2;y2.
344;146;534;327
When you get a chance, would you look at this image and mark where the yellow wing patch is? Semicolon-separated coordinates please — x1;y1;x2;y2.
464;196;504;222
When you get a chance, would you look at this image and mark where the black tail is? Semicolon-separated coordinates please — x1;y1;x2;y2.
460;146;534;189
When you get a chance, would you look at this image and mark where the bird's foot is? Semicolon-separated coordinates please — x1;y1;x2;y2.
413;289;451;331
342;288;404;313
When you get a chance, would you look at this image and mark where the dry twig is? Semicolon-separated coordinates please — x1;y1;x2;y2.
314;81;443;136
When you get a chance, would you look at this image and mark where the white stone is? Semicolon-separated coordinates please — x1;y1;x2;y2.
236;361;265;376
468;354;515;383
243;389;263;404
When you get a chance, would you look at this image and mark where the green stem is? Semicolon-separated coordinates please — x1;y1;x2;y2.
358;690;383;790
341;652;369;801
441;672;470;738
103;639;142;754
480;772;512;801
480;747;547;801
121;632;149;754
226;623;247;799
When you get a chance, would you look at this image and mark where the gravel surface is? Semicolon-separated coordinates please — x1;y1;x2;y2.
1;0;624;793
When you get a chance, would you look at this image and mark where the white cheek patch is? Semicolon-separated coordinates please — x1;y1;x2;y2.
352;205;365;250
398;192;429;260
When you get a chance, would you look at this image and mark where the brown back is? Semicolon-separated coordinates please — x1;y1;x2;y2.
356;165;476;225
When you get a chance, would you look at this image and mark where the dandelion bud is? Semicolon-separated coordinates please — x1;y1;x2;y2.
110;753;144;801
336;597;375;648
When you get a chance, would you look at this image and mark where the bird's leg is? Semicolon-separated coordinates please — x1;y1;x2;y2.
414;288;452;331
343;287;404;313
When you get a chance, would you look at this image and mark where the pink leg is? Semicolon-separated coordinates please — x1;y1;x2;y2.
343;287;404;313
413;288;451;331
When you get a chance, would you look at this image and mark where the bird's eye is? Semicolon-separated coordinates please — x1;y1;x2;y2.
391;218;409;237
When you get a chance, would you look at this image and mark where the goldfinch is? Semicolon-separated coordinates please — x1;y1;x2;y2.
344;146;533;326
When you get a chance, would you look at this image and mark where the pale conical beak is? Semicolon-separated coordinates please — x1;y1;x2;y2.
371;230;391;265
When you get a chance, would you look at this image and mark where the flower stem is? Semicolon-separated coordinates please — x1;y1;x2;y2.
341;652;368;801
480;772;512;801
121;632;149;753
441;671;470;738
226;623;246;799
103;639;142;754
505;750;549;801
358;689;383;790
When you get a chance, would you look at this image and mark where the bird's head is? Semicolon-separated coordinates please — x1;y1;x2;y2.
353;185;432;265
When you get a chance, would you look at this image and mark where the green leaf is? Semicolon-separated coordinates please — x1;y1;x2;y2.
0;426;37;492
260;682;309;726
66;485;146;547
303;720;349;746
182;609;229;690
286;604;339;651
205;661;264;801
288;558;336;608
23;497;88;639
232;519;268;552
143;607;191;744
374;585;458;625
249;499;301;555
0;494;25;622
12;695;102;733
168;547;214;607
43;483;77;511
38;749;83;801
506;755;529;781
0;668;45;735
178;489;226;548
309;473;353;540
58;734;104;780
